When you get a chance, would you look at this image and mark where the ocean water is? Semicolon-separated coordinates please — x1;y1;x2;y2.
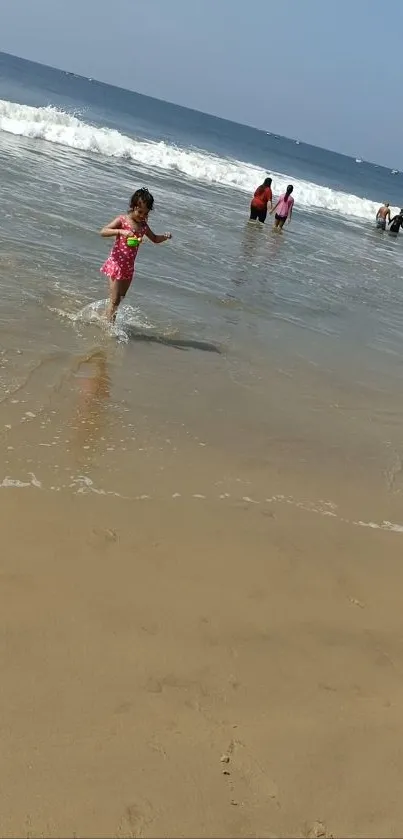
2;50;403;524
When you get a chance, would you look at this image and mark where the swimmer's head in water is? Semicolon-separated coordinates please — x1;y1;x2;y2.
385;202;390;207
400;209;403;215
263;177;272;187
285;184;294;197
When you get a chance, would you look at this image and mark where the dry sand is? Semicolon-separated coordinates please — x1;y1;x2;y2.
1;483;403;838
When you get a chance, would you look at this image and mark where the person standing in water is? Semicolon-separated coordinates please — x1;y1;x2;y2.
100;187;171;322
249;177;273;223
376;202;391;230
270;184;294;230
388;209;403;236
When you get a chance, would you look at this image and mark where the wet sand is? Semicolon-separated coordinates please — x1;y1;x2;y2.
2;338;403;837
1;483;403;838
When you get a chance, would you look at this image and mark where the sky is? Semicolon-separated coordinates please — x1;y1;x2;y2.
1;0;403;166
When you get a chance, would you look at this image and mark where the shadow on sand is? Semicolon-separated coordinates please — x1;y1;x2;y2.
125;327;222;354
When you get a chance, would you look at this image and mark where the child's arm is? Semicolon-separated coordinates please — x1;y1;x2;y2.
100;217;128;238
270;200;280;215
144;225;172;244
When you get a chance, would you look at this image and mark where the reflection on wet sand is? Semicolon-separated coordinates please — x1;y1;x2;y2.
233;221;285;290
72;350;111;462
233;222;263;287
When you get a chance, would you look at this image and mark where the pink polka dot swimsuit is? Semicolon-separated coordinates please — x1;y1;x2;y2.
101;216;147;283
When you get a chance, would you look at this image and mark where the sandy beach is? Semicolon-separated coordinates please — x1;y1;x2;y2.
2;338;403;838
2;437;403;838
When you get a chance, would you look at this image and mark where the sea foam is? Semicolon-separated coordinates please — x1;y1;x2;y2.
0;98;388;221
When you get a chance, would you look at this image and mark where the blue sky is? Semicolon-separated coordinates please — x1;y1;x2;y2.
1;0;402;165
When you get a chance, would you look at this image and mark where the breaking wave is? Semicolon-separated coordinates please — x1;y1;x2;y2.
0;98;387;220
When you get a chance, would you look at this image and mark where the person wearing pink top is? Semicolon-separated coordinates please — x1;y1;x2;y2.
270;184;294;230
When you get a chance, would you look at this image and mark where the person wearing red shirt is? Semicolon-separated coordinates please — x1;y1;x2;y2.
250;177;273;224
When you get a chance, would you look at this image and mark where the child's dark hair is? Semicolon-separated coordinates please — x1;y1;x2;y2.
130;187;154;211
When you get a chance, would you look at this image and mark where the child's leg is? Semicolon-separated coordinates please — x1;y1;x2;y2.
106;279;132;322
106;279;122;322
119;280;131;301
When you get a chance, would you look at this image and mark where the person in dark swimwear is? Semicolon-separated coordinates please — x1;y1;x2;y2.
376;202;390;230
249;177;273;223
389;209;403;235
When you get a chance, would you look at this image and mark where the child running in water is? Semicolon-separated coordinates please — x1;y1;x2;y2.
100;187;172;321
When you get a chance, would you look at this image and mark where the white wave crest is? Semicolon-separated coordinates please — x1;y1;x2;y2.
0;98;386;221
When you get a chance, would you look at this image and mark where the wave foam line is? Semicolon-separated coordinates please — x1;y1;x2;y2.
2;472;403;533
0;98;385;221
